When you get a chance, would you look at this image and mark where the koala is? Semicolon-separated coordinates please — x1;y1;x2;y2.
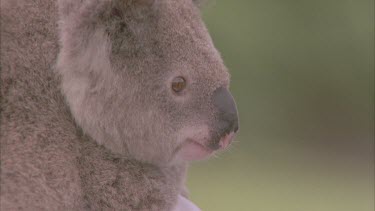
0;0;239;210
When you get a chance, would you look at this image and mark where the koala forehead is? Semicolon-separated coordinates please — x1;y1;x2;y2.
108;0;229;92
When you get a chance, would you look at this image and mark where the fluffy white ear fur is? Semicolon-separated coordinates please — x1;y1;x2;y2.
173;195;201;211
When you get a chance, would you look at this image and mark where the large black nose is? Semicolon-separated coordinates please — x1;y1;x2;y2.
212;87;239;135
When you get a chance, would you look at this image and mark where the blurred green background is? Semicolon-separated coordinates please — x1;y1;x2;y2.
187;0;374;211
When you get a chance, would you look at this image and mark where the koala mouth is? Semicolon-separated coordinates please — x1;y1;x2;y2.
210;132;236;150
177;131;236;161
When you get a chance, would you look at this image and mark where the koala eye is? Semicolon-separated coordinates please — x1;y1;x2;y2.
171;76;186;93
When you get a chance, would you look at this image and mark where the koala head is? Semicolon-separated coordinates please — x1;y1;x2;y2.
57;0;239;166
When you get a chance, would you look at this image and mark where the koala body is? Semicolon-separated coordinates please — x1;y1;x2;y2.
0;0;239;210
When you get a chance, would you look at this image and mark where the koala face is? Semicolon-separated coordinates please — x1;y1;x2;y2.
57;0;239;165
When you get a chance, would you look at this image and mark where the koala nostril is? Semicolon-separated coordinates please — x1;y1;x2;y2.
233;122;239;133
217;118;238;137
234;126;239;133
212;87;239;134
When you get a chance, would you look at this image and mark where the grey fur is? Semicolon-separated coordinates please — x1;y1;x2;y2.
0;0;234;210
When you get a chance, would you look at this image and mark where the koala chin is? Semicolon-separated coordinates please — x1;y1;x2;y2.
1;0;239;210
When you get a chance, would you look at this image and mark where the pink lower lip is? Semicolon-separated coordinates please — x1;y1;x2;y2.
178;139;214;161
187;139;213;153
176;132;236;161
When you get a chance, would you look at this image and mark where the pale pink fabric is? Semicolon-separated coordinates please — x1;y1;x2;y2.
173;195;201;211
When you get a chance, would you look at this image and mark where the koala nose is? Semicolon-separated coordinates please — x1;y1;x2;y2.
212;87;239;136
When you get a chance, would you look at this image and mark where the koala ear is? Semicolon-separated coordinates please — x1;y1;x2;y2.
133;0;156;7
115;0;156;9
109;0;156;19
192;0;209;9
